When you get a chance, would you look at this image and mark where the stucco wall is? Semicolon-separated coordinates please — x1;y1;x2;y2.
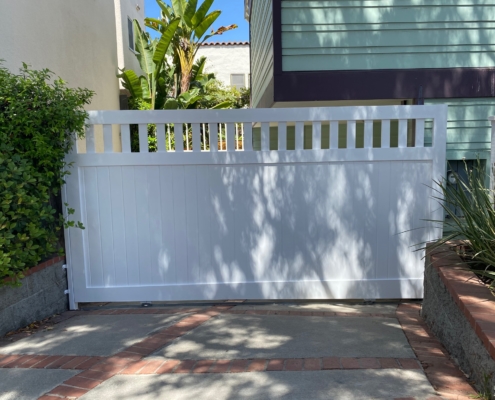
0;0;120;112
196;45;250;89
0;0;145;152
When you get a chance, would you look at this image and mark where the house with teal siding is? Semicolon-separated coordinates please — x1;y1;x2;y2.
245;0;495;165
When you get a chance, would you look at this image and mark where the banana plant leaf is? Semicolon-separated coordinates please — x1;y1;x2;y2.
194;10;221;39
153;18;180;65
191;0;213;28
117;69;143;99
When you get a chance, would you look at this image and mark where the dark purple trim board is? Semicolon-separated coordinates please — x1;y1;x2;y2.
270;0;495;103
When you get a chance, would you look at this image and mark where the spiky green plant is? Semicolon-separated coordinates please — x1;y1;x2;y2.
429;158;495;285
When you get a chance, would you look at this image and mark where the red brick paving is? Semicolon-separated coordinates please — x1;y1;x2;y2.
303;358;321;370
396;302;477;399
209;359;231;373
155;359;180;374
322;356;341;370
229;359;250;373
174;360;196;373
285;358;304;371
247;359;267;372
266;358;285;371
192;359;214;373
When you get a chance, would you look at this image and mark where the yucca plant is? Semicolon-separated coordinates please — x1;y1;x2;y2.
429;158;495;286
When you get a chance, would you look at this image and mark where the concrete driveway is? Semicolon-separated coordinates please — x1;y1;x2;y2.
0;301;476;399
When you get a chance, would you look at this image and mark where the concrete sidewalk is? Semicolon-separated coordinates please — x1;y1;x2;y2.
0;302;477;399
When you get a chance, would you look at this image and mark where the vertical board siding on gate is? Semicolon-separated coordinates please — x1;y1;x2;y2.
172;167;188;284
281;0;495;72
96;168;115;286
147;166;163;285
109;167;127;286
185;166;200;284
83;168;103;287
374;162;391;279
134;167;152;285
122;166;138;285
77;163;430;292
159;167;176;285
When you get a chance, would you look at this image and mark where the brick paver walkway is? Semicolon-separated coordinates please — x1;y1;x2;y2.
0;302;477;399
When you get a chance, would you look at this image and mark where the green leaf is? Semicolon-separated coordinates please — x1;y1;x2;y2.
144;18;167;33
211;101;232;110
171;0;186;17
117;69;143;99
194;10;221;39
140;76;151;99
183;0;198;27
191;0;214;28
133;20;154;77
164;98;179;109
156;0;172;19
191;56;206;81
153;18;180;65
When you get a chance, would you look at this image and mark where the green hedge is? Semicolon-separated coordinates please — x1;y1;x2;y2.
0;65;93;284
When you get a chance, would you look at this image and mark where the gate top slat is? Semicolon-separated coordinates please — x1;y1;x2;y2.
86;105;447;125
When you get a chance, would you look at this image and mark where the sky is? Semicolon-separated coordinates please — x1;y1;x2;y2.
143;0;249;42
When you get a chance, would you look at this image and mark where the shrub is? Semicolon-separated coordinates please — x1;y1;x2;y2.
0;64;93;284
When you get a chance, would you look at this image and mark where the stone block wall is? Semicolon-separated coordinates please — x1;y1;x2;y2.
422;246;495;394
0;257;68;337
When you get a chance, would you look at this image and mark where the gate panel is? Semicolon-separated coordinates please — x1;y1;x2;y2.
63;106;447;308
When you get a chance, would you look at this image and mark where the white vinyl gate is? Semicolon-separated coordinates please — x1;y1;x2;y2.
63;105;447;309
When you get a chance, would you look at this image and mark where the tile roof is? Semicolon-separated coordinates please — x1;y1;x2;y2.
201;41;250;46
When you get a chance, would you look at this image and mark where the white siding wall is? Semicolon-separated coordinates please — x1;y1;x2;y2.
114;0;145;84
196;45;250;89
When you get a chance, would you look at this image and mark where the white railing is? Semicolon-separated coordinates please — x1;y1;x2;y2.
64;105;447;309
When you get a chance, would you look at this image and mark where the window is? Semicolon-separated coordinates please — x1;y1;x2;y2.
128;17;134;51
230;74;245;90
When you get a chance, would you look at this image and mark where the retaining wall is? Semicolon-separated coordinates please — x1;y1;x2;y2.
0;257;68;337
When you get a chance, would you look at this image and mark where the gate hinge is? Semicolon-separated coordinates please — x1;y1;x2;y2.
62;264;68;270
64;289;70;295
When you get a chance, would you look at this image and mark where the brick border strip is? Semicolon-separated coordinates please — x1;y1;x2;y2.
396;303;477;398
40;305;233;399
117;356;422;375
224;310;397;318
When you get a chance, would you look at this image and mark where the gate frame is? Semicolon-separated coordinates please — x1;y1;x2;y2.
63;105;447;310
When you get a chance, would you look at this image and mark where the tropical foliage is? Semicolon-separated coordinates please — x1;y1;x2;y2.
428;159;495;287
118;18;179;109
118;0;238;111
146;0;237;94
0;65;92;284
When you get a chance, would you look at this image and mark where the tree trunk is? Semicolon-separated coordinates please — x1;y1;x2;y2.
180;69;192;93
